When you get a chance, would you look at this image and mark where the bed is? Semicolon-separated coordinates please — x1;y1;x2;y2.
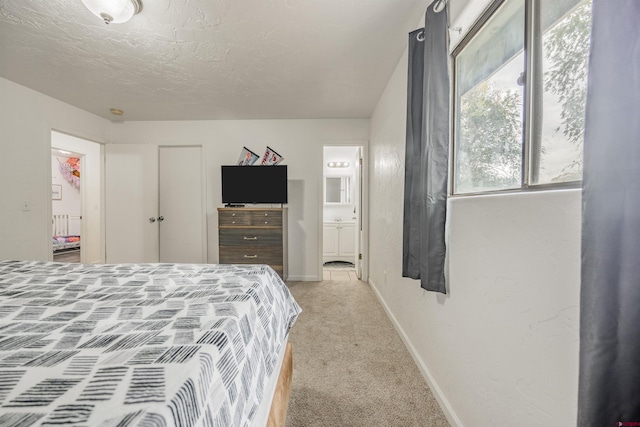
0;261;301;426
52;215;81;253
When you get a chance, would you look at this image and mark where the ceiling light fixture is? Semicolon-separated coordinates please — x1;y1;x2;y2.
80;0;142;24
327;161;350;168
110;108;124;116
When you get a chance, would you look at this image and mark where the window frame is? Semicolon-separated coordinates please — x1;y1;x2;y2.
450;0;584;196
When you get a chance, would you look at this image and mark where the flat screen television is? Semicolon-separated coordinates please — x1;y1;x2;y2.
221;165;288;205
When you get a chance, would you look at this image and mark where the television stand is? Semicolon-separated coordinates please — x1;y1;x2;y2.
224;204;245;208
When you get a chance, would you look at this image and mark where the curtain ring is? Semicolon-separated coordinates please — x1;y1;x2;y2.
417;31;425;41
433;0;446;13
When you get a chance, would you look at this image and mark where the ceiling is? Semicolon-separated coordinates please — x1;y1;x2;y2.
0;0;438;121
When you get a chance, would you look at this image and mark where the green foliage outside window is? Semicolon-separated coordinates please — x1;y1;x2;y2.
455;0;592;193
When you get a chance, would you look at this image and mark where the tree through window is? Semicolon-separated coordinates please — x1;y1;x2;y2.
453;0;592;194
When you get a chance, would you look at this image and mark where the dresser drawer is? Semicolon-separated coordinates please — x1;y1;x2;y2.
219;229;283;247
218;210;251;226
250;210;282;227
218;207;287;280
219;247;283;265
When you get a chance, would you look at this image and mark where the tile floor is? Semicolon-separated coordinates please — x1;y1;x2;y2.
322;266;359;281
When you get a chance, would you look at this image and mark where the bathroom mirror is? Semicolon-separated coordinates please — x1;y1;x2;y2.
324;175;351;204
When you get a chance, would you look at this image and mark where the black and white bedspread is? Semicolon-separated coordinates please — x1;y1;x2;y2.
0;261;301;427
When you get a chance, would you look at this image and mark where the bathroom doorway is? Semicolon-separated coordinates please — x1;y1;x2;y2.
322;145;363;280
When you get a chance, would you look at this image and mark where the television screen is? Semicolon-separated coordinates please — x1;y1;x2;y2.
221;165;288;204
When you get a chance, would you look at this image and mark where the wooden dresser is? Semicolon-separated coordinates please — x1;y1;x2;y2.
218;207;288;279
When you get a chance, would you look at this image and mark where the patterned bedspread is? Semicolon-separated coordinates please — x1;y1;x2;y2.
0;261;301;427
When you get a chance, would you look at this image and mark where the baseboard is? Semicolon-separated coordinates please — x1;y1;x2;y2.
286;275;321;282
368;278;464;427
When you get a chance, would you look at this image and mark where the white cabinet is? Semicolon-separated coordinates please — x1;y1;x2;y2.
339;223;355;257
323;224;340;258
323;222;355;263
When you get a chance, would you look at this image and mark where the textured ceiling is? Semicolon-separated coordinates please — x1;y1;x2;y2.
0;0;433;121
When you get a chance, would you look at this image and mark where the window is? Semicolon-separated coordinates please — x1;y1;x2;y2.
453;0;592;194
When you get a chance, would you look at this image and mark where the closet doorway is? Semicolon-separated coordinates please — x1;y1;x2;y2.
158;146;206;263
322;145;364;281
51;131;103;264
105;144;206;263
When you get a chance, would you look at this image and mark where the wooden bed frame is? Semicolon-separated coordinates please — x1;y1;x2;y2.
267;342;293;427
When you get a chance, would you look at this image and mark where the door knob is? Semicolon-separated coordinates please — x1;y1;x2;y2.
157;216;165;222
149;217;156;223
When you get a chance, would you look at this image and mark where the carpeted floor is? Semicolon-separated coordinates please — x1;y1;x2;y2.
285;279;449;427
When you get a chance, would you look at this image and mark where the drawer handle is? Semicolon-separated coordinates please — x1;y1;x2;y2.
232;213;236;217
244;255;258;259
232;221;236;224
264;221;269;224
243;236;258;240
264;213;269;216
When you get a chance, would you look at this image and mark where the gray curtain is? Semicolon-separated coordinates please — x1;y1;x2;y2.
578;0;640;425
402;4;450;294
403;28;425;281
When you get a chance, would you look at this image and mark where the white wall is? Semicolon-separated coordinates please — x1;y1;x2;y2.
51;132;104;264
0;77;110;261
0;76;367;274
111;120;368;281
367;14;581;427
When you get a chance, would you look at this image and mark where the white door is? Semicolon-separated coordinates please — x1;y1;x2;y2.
354;148;363;278
159;146;205;263
105;144;159;263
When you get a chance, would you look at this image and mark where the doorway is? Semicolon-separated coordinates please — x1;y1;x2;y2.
322;145;364;280
51;131;103;264
51;148;82;262
105;144;206;264
158;146;206;263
